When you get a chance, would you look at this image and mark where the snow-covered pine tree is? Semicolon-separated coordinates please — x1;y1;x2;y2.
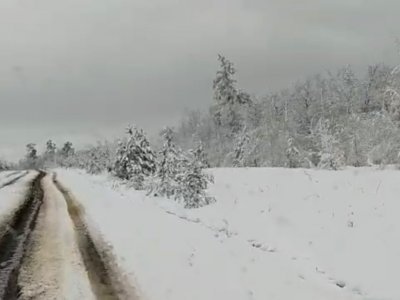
114;126;156;189
175;145;215;208
150;127;184;197
114;140;129;179
44;139;57;166
46;140;56;155
57;141;76;167
212;55;237;125
211;55;251;134
22;143;39;169
26;143;38;160
61;141;74;157
134;127;157;177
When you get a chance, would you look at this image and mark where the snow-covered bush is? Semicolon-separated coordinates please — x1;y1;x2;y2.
0;159;10;170
316;120;345;170
75;142;115;174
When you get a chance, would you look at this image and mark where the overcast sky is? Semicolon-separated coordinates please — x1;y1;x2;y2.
1;0;400;160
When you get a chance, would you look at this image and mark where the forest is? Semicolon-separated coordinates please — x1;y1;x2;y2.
3;55;400;207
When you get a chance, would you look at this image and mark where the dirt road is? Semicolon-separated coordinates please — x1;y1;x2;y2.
0;172;138;300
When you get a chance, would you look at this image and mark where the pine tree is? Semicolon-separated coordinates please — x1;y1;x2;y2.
151;127;183;197
61;141;74;157
57;141;75;167
175;146;215;208
212;55;237;124
114;126;156;189
44;139;57;166
25;143;38;168
211;55;251;134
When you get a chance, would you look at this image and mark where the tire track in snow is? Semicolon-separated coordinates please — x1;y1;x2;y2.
0;171;28;190
18;174;95;299
4;171;21;178
0;171;45;299
53;177;138;300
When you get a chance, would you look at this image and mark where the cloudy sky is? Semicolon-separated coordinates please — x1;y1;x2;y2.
1;0;400;160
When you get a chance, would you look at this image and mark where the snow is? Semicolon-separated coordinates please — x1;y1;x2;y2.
55;167;400;300
0;171;37;226
0;170;22;186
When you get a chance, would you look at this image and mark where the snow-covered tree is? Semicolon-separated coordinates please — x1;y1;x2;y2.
175;146;215;208
149;130;215;208
43;139;57;166
211;55;251;134
150;127;184;197
114;126;156;189
316;120;344;170
76;142;115;174
26;143;37;160
0;159;10;171
57;141;76;167
328;65;360;115
191;140;209;168
25;143;38;168
60;141;75;157
228;128;250;167
286;136;301;168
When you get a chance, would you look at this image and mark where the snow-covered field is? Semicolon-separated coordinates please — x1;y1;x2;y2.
55;167;400;300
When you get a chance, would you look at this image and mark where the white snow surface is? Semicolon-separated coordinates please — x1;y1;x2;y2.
0;170;13;181
55;167;400;300
0;171;37;225
0;170;23;186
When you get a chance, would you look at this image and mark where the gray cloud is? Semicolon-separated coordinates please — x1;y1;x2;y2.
1;0;400;160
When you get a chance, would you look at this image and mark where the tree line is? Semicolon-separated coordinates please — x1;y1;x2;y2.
17;127;214;209
7;53;400;207
176;55;400;169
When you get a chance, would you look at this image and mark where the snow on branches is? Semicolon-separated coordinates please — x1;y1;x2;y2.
114;126;156;189
148;127;214;208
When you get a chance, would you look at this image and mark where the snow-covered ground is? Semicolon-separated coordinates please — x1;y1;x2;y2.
0;171;37;229
55;167;400;300
0;170;22;186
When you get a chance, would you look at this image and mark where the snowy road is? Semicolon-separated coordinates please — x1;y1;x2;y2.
0;172;138;300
